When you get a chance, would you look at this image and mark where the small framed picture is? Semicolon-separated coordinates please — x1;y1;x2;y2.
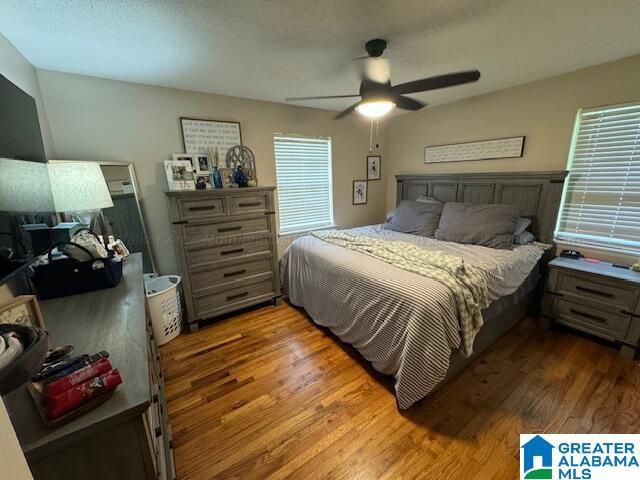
219;168;236;188
164;160;195;191
367;155;381;181
353;180;367;205
172;152;196;164
0;295;45;329
193;154;211;175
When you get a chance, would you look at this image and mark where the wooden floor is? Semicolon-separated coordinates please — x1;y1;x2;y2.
160;302;640;480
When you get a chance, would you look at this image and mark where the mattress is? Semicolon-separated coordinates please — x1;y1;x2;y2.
280;224;547;408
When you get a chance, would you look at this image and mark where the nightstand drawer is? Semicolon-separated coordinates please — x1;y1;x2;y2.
557;271;638;310
554;297;631;341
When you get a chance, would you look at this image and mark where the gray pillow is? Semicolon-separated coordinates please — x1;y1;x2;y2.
514;230;536;245
514;217;532;236
385;200;443;237
434;202;521;249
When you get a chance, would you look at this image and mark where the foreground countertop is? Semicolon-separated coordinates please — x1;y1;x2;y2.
4;253;150;461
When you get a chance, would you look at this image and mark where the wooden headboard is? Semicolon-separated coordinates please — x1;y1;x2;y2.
396;171;568;244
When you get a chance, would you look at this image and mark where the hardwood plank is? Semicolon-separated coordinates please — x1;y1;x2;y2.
161;301;640;480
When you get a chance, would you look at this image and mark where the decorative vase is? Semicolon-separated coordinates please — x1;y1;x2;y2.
211;167;223;189
233;167;248;187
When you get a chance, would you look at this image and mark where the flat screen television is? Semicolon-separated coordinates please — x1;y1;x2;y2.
0;74;48;285
0;74;46;163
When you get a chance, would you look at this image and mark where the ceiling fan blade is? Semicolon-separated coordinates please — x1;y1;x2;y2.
334;101;361;119
392;70;480;95
286;94;359;101
394;95;427;111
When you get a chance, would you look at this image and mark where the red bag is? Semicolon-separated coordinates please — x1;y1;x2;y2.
43;357;113;397
44;369;122;419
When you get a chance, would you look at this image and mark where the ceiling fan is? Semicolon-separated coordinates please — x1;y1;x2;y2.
286;39;481;119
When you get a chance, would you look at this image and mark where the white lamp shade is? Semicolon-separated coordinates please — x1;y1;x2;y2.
0;158;55;212
48;162;114;212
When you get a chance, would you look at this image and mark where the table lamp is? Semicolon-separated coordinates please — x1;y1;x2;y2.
0;159;114;251
48;161;114;244
0;158;55;213
0;158;56;256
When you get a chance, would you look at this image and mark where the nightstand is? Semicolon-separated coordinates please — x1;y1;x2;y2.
542;257;640;358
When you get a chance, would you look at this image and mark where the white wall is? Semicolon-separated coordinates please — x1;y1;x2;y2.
36;71;388;274
0;34;55;158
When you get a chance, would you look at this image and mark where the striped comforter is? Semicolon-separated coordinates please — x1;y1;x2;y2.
280;225;546;409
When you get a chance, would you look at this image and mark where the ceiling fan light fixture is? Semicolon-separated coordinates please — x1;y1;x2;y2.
355;100;395;118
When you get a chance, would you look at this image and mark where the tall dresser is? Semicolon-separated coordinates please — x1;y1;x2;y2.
166;187;281;332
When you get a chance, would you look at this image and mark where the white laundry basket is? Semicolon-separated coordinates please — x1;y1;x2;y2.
145;275;183;346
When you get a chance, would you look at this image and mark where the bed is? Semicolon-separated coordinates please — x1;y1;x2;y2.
280;171;567;408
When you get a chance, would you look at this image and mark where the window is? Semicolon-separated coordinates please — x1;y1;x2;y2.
555;101;640;253
274;134;334;235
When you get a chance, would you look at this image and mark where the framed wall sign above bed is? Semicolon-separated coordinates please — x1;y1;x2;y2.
424;136;525;164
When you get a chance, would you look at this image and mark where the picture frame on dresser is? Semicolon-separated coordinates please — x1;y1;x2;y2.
164;159;195;191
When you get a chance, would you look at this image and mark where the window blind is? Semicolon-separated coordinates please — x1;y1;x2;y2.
555;101;640;253
274;134;334;235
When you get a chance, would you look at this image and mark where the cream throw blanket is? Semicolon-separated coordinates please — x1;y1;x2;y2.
311;230;490;355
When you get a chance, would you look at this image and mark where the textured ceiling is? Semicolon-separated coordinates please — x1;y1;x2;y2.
1;0;640;112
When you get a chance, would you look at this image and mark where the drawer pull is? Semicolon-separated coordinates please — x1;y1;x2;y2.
569;308;607;324
226;291;249;301
224;269;247;278
189;205;217;211
239;201;261;207
220;248;244;256
152;394;159;404
574;285;614;298
155;426;162;438
218;225;242;233
171;220;188;225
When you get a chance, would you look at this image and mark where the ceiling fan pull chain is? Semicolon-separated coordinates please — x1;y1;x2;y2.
369;119;374;153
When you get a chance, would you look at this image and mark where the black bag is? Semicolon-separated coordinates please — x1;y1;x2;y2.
32;241;123;300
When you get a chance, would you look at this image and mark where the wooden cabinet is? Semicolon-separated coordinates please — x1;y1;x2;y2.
5;254;175;480
166;187;281;332
543;257;640;358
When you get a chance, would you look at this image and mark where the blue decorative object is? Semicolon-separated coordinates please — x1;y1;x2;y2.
211;167;223;189
233;167;248;187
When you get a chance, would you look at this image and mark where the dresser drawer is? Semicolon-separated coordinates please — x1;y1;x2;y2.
176;196;226;221
557;271;638;310
190;257;273;294
194;278;275;318
183;216;269;243
229;193;269;214
187;237;271;269
553;297;631;341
